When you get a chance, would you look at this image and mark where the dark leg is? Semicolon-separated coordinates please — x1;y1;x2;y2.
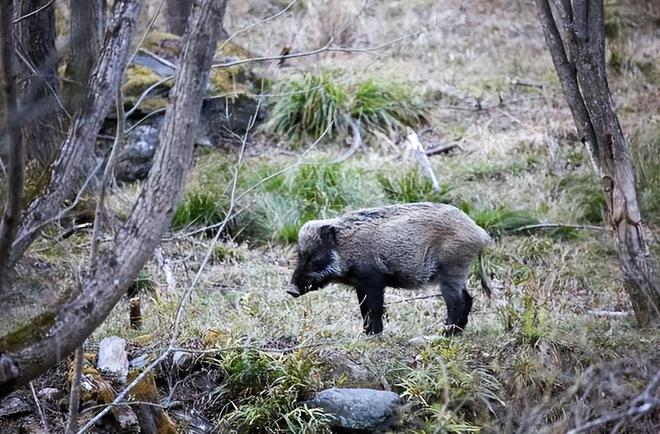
355;284;385;335
439;268;472;335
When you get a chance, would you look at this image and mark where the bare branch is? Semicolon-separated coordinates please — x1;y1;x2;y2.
511;223;608;232
12;0;56;24
64;347;84;434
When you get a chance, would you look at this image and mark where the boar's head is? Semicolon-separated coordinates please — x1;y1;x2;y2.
288;223;340;298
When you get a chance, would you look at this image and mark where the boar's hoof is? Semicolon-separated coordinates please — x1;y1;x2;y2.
443;324;464;336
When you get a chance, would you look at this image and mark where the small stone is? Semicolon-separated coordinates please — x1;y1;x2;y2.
303;388;401;432
37;387;59;401
408;335;443;347
97;336;129;383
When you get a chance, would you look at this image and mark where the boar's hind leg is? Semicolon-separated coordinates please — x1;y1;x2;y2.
355;285;385;335
439;267;473;335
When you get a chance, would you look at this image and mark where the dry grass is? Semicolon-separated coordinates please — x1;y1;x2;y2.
5;0;659;432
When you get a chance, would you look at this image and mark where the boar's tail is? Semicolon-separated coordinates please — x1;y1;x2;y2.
478;250;492;298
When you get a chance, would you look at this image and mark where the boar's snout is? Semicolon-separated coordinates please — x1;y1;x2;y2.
287;285;301;298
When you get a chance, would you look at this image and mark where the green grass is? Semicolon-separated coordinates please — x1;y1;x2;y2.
632;128;660;224
557;174;608;225
209;347;331;433
458;201;539;236
266;72;428;146
378;170;452;204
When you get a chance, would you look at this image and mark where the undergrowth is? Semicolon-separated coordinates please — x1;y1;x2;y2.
266;72;428;146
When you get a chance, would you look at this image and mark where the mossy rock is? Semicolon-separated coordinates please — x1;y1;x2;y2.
122;65;172;114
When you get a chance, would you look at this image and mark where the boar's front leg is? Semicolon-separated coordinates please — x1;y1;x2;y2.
355;284;385;335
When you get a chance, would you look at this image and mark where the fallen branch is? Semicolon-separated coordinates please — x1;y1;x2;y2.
425;142;461;156
29;381;49;432
511;223;608;233
406;129;441;192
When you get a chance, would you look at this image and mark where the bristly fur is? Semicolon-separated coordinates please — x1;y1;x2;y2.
291;202;493;334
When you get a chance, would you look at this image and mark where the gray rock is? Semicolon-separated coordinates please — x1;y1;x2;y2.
408;335;443;347
97;336;129;383
0;394;32;418
115;122;161;183
303;388;401;432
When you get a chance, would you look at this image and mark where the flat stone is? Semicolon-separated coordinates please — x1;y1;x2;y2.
303;388;401;432
97;336;129;383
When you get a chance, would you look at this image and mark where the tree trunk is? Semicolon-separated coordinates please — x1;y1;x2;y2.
15;0;65;168
64;0;106;112
0;0;228;396
0;0;26;289
166;0;193;35
535;0;660;326
6;0;139;271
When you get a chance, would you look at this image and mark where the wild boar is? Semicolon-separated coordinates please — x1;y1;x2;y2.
287;202;492;335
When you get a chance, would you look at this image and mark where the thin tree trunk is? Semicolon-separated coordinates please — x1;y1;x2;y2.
7;0;139;271
0;0;228;396
166;0;193;35
64;0;106;112
536;0;660;326
15;0;65;168
0;0;26;290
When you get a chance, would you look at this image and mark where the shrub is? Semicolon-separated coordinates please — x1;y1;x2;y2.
351;79;428;136
632;128;660;224
458;202;539;236
210;348;330;433
267;72;349;145
266;72;428;146
378;170;452;204
558;174;608;224
172;191;227;231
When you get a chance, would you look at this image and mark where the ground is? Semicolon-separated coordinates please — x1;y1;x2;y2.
2;0;660;433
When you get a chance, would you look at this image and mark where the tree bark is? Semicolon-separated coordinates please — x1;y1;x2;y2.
15;0;65;168
63;0;106;112
0;0;26;289
536;0;660;326
166;0;193;35
6;0;139;271
0;0;228;396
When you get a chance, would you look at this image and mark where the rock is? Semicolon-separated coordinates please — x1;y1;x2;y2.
200;95;266;149
115;121;161;183
303;388;401;432
97;336;129;383
37;387;59;401
0;393;32;418
408;335;444;347
172;351;193;370
170;409;215;434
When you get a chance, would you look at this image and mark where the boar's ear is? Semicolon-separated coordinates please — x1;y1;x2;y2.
318;224;337;244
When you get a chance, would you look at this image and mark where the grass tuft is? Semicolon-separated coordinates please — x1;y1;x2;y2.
378;170;452;204
266;72;427;146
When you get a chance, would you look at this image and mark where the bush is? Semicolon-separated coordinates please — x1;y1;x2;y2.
351;79;428;136
267;72;349;145
632;128;660;224
558;174;608;224
378;170;452;204
458;202;539;236
266;72;427;146
172;191;227;231
210;348;330;433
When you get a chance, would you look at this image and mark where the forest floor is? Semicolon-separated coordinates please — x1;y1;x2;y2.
2;0;660;433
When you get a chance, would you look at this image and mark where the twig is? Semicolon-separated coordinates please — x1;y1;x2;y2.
511;223;608;233
328;117;363;164
128;0;166;65
154;247;176;292
12;0;56;24
124;75;173;118
60;223;93;240
425;142;460;156
567;370;660;434
76;96;261;434
30;381;50;432
406;129;441;192
587;310;633;318
137;48;177;71
217;0;299;53
385;293;442;305
64;347;84;434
